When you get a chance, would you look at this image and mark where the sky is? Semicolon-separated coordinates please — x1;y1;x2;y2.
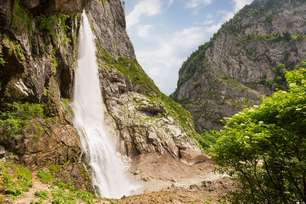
125;0;253;94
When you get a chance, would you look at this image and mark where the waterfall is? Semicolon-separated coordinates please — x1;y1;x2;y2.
72;11;137;199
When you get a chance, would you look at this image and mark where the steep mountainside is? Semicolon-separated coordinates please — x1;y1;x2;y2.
0;0;201;200
173;0;306;131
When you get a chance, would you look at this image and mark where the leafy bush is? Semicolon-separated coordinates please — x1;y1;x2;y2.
211;67;306;203
0;102;45;138
196;131;217;150
0;162;32;197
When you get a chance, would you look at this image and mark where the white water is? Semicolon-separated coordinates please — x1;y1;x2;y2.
72;11;137;199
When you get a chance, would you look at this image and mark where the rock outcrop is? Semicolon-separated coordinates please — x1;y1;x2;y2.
0;0;202;194
173;0;306;131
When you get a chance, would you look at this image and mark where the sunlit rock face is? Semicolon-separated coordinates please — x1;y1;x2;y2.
0;0;203;192
173;0;306;131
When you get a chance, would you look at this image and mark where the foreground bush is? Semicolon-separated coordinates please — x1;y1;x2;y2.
211;67;306;203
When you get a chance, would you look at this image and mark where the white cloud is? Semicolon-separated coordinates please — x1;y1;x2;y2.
136;24;153;38
218;0;253;23
167;0;174;6
233;0;253;12
126;0;162;28
126;0;254;94
131;22;220;94
185;0;213;9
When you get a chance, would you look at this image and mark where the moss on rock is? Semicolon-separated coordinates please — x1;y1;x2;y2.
97;46;199;141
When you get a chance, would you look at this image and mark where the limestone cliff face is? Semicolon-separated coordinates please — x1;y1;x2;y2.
173;0;306;131
86;0;201;162
0;0;201;191
0;0;90;191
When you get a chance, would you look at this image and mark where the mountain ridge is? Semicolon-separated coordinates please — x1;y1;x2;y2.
173;0;306;131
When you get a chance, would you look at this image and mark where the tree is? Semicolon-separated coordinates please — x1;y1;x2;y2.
211;65;306;203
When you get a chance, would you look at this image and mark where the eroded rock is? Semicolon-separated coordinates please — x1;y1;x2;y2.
173;0;306;131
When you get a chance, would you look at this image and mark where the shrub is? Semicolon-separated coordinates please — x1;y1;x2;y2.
211;67;306;203
0;162;32;197
0;102;45;138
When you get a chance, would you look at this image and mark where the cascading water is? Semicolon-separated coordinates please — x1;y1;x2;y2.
72;11;137;199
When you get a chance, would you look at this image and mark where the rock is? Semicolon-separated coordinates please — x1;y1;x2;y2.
180;148;210;165
88;0;135;59
0;145;5;157
0;0;204;194
189;184;200;190
24;0;40;9
20;119;81;167
133;170;140;175
173;0;306;131
99;67;201;160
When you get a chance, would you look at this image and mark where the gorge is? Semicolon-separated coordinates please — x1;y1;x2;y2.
0;0;305;203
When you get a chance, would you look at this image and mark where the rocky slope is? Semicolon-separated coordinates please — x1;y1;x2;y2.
173;0;306;131
0;0;203;201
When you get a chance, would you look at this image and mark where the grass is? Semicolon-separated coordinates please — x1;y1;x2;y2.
34;191;49;199
36;167;95;204
37;170;53;184
97;46;199;140
51;182;95;204
0;162;32;198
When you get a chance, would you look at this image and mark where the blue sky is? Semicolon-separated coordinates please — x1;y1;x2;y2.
125;0;253;94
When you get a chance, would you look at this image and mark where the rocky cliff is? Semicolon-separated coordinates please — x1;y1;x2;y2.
0;0;201;198
173;0;306;131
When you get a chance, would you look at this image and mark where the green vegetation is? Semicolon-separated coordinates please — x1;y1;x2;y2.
196;131;217;149
0;162;32;198
97;46;198;138
36;168;95;204
0;53;5;67
11;0;32;33
51;182;95;204
97;47;159;94
37;170;53;184
34;166;94;204
0;162;95;204
269;63;287;89
0;102;45;138
99;0;110;5
37;14;70;45
176;41;212;87
34;190;49;199
2;35;25;61
209;67;306;203
243;33;306;44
